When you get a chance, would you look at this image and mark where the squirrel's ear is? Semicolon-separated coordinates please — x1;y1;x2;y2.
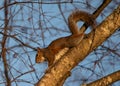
37;47;41;51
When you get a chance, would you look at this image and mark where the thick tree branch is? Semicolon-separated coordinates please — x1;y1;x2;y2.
83;70;120;86
36;5;120;86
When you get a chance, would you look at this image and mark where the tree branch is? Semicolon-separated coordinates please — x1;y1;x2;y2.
1;0;11;86
83;70;120;86
79;0;112;33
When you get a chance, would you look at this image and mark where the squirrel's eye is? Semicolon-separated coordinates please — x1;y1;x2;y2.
36;54;38;57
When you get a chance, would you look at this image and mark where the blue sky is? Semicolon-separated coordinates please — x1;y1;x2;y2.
0;0;120;86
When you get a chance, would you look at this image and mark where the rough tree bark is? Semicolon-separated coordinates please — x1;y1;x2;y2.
35;5;120;86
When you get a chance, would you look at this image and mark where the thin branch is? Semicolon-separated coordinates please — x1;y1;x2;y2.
79;0;112;33
0;32;37;51
1;0;11;86
0;1;80;10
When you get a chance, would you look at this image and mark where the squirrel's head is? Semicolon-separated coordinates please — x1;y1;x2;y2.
35;48;45;63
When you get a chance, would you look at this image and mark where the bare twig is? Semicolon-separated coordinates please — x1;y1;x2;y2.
1;1;11;86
